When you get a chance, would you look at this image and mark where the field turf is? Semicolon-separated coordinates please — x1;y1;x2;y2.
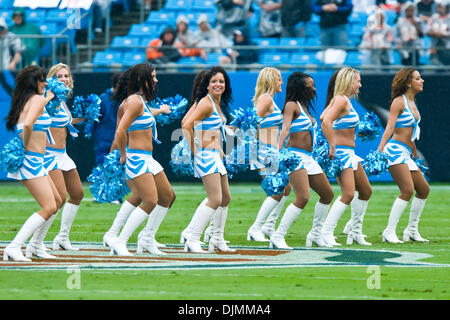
0;181;449;300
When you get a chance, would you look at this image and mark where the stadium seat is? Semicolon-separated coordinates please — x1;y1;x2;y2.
206;53;222;65
349;24;364;38
260;53;290;65
305;23;321;37
26;9;47;23
129;24;159;37
46;9;74;24
385;10;397;25
39;22;59;35
0;0;13;9
165;0;192;12
344;51;363;66
291;52;321;65
349;12;368;26
93;51;122;66
146;11;176;24
253;37;279;53
111;36;141;51
122;51;146;67
391;50;401;65
279;37;305;53
192;0;216;12
0;10;12;25
178;56;204;65
305;37;321;48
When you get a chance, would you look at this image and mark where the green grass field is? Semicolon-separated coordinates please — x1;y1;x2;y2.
0;181;449;300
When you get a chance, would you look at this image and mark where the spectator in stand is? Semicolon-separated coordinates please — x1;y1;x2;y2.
8;9;43;67
146;26;204;64
215;0;253;38
221;28;258;66
395;2;423;65
416;0;438;23
93;0;112;33
312;0;354;48
93;72;121;165
280;0;312;37
258;0;283;38
361;8;395;65
195;14;233;55
175;15;199;48
0;17;24;71
426;2;450;65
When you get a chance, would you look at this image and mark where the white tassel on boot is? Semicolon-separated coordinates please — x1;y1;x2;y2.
180;198;207;244
137;205;169;255
26;213;58;259
208;206;235;253
403;197;428;242
321;197;348;247
53;202;80;251
269;203;302;250
247;197;279;242
346;199;372;245
382;197;408;243
110;207;148;256
306;201;331;247
3;213;45;262
261;196;286;238
184;201;215;253
103;200;136;248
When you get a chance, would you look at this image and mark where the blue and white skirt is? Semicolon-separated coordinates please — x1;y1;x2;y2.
7;150;47;180
383;140;418;171
194;148;227;178
287;147;322;175
44;146;76;172
125;148;164;180
334;145;364;171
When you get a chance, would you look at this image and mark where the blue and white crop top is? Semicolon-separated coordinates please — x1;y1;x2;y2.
395;94;421;141
50;102;79;138
290;102;314;134
332;96;359;130
193;94;225;136
128;93;159;143
259;95;283;129
16;108;55;144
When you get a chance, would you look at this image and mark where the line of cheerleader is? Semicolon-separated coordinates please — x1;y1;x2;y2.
0;63;430;262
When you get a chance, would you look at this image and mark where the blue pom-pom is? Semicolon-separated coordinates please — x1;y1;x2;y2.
412;156;430;177
71;94;102;138
45;77;69;116
170;138;194;177
153;94;189;126
0;137;25;173
261;172;289;196
229;106;262;131
358;112;381;142
87;150;129;203
362;150;389;176
71;96;85;118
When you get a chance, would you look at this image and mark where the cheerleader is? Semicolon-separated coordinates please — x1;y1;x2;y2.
378;67;429;243
247;67;291;242
179;70;214;244
27;63;86;255
3;66;62;262
320;67;373;246
108;63;175;256
181;66;234;253
270;71;334;249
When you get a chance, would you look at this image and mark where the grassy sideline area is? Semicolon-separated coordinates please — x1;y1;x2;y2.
0;181;449;300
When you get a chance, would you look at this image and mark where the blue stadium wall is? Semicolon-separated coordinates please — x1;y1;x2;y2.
1;70;449;182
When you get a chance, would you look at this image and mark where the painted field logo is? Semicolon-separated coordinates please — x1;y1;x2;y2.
0;242;448;270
